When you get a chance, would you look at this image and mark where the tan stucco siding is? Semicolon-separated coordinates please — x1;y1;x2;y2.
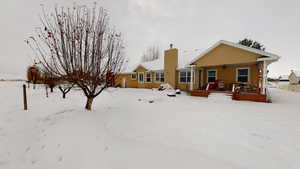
115;74;138;88
193;44;261;67
164;48;178;88
115;66;162;89
203;64;259;89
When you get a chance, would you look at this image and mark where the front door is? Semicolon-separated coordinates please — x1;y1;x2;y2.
198;69;204;89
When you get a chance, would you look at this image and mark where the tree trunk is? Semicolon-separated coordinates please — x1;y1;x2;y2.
62;93;66;99
50;87;53;93
85;97;94;110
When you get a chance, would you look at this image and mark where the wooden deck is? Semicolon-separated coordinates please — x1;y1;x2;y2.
232;92;269;103
191;90;269;103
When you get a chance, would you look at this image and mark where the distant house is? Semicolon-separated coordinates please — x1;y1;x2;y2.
278;75;289;82
289;70;300;84
115;40;280;102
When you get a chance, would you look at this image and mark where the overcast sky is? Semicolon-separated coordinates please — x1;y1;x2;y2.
0;0;299;77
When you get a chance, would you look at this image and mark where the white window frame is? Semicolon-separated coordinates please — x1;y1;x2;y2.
138;72;144;83
178;70;195;84
154;72;164;83
145;71;152;83
131;73;137;80
207;70;217;83
236;67;250;83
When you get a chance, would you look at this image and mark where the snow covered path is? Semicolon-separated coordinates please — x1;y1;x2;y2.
0;82;300;169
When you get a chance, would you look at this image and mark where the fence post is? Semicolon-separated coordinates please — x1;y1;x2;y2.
23;84;28;110
46;86;49;98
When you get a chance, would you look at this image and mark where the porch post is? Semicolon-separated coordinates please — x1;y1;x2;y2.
200;68;204;89
190;65;195;91
262;61;267;94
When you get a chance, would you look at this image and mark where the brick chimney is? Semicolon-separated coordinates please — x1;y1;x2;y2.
164;44;178;87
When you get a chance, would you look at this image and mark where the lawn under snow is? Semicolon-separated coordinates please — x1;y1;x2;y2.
0;82;300;169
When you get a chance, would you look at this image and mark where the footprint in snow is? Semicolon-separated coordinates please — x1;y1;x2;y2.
25;147;31;152
41;145;46;150
251;133;271;140
31;160;37;165
57;144;61;148
58;156;63;162
0;161;8;166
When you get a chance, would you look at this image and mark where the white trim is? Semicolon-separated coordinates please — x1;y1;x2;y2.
190;65;195;91
262;61;267;94
189;40;281;65
131;72;137;80
121;78;126;88
207;69;217;83
145;71;152;83
138;72;144;84
236;67;251;83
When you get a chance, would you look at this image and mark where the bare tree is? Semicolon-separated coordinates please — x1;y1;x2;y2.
58;83;74;99
26;3;125;110
141;45;160;62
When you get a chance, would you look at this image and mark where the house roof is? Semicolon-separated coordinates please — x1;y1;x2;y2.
291;70;300;77
121;40;281;74
189;40;281;65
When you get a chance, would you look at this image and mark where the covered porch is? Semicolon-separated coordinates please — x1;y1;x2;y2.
187;61;271;102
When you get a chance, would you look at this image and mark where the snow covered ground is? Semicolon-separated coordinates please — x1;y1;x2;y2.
0;81;300;169
270;81;300;92
0;73;25;81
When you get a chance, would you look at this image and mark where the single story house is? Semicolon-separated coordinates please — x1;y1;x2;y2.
289;70;300;84
278;75;289;82
115;40;280;102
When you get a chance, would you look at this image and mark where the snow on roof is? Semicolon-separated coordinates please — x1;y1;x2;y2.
291;70;300;77
279;75;289;80
189;40;281;65
178;49;203;69
121;59;164;74
121;49;203;73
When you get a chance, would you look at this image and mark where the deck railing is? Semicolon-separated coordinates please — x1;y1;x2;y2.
232;84;236;93
206;84;210;91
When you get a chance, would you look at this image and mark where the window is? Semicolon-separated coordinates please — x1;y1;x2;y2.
138;72;144;83
179;71;194;83
207;70;217;83
237;68;249;83
155;72;164;83
131;73;137;80
146;72;152;83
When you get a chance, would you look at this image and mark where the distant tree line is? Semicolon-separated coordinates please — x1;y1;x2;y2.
141;45;161;62
238;38;266;51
